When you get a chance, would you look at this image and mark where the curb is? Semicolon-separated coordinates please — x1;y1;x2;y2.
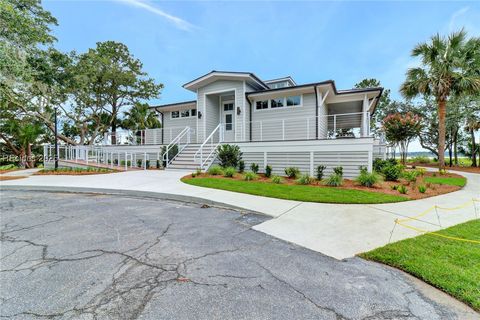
0;185;262;215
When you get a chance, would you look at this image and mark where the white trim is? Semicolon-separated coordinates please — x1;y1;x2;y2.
243;80;247;141
183;72;267;91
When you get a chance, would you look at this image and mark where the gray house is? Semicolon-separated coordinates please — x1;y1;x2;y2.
103;71;386;177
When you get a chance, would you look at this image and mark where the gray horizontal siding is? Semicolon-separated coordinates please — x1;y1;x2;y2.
241;150;368;178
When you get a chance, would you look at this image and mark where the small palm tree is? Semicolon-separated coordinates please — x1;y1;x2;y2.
122;103;161;144
400;30;480;169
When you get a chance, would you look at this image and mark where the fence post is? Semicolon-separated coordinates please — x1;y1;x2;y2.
333;115;337;139
125;152;128;171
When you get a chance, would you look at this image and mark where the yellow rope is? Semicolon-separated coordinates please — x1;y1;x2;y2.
396;220;480;244
393;199;480;244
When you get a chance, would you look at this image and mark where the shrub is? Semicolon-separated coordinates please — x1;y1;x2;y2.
207;165;223;175
271;175;283;184
324;173;343;187
382;164;404;181
162;144;178;164
137;159;142;167
0;164;16;170
223;167;236;178
415;168;427;176
265;165;272;178
316;165;326;180
216;144;242;168
244;172;258;181
439;168;447;175
418;185;427;193
390;184;398;190
284;167;300;179
296;174;313;185
333;166;343;176
250;163;259;174
156;159;161;169
402;170;418;183
356;170;381;187
397;185;408;194
238;160;245;173
191;168;202;178
410;156;431;164
146;160;150;168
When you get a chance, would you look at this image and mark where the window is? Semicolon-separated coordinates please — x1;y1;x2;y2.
256;100;268;110
286;95;301;106
191;109;197;116
171;111;179;118
225;114;232;131
181;110;190;118
271;98;284;108
224;103;234;111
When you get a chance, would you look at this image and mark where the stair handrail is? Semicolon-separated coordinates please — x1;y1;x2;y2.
163;126;191;167
194;123;223;170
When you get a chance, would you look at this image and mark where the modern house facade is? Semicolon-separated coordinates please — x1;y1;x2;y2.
101;71;386;177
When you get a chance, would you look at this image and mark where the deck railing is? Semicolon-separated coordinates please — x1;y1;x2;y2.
103;127;193;145
226;111;371;142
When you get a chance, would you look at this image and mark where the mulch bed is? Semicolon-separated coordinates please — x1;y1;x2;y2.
34;170;119;176
0;176;28;181
186;170;464;200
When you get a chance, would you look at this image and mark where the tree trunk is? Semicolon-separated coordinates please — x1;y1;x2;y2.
453;129;458;166
111;104;117;145
437;99;446;169
26;143;34;168
472;129;477;167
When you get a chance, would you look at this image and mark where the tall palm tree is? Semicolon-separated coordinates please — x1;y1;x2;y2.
400;30;480;169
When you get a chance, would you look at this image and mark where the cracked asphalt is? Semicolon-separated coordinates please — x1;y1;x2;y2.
0;190;477;319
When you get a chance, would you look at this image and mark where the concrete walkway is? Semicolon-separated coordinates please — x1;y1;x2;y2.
1;169;478;259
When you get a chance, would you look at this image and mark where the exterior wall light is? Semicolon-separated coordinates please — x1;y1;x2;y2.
237;107;241;115
197;111;202;119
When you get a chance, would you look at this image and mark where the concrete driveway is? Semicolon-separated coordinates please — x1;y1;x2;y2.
0;190;476;319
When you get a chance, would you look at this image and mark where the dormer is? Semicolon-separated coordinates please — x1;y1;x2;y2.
264;76;296;89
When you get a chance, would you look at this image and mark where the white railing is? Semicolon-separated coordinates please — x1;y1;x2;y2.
241;112;370;142
163;126;192;168
194;123;224;170
43;144;158;171
103;127;193;145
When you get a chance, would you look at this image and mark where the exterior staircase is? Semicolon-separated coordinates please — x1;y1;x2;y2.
167;144;217;170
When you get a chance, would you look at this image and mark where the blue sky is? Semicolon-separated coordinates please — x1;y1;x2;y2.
45;0;479;150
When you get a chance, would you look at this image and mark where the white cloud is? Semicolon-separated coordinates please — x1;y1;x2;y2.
117;0;194;31
448;6;470;32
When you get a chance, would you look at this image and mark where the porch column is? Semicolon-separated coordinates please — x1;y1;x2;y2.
362;95;369;137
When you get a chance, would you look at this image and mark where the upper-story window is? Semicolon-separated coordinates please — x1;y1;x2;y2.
286;95;301;106
271;98;284;108
269;82;289;89
256;100;268;110
171;109;196;119
254;95;302;111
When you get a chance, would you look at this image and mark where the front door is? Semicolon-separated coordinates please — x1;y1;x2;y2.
222;101;235;142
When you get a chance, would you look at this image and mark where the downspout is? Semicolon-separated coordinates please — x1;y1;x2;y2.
314;85;319;140
245;93;252;142
156;108;164;145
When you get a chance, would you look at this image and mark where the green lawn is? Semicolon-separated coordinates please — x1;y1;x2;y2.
424;176;467;187
360;220;480;310
182;177;408;204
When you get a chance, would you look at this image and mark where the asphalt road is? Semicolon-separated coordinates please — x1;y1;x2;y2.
0;190;476;319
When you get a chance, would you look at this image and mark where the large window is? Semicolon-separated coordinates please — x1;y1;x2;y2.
171;109;196;119
256;100;268;110
286;95;301;106
255;95;302;111
271;98;284;108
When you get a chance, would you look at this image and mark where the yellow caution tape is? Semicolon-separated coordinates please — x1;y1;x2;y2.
396;220;480;244
393;198;480;244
